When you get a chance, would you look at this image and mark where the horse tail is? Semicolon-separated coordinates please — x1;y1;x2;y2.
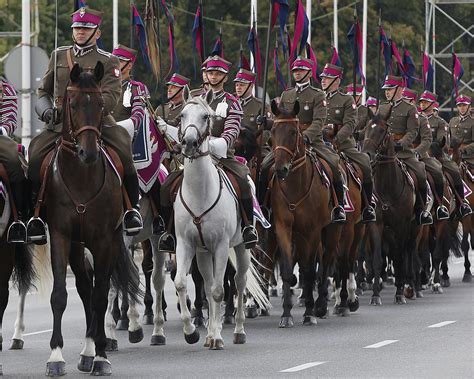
11;244;36;295
111;237;144;305
228;248;272;311
32;243;53;300
445;220;463;258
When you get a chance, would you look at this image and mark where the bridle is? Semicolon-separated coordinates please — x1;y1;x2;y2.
363;120;395;164
272;117;306;173
178;105;213;160
61;85;104;155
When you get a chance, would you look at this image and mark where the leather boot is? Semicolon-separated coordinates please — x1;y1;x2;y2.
332;181;346;223
241;197;258;249
454;184;472;218
123;174;143;236
361;181;376;223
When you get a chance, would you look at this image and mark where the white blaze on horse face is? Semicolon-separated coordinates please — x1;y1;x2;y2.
371;123;377;129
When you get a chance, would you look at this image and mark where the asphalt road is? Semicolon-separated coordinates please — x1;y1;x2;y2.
1;252;473;378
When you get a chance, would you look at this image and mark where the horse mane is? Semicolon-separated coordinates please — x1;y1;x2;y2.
76;71;100;89
275;106;295;120
184;96;215;116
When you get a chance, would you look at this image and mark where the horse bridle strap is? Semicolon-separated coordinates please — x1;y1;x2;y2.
273;117;305;170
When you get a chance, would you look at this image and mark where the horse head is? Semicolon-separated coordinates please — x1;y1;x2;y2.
235;125;258;162
430;136;447;160
64;62;104;165
179;91;215;159
361;107;393;162
271;99;302;179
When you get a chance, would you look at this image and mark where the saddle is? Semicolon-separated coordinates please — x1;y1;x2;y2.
460;161;474;183
340;153;363;189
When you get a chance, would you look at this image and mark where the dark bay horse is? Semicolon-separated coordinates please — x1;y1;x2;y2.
362;113;421;304
270;100;341;327
37;63;141;376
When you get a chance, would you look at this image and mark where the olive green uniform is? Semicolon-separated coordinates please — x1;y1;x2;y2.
354;104;370;142
28;45;135;184
156;102;184;127
240;95;272;151
449;114;474;165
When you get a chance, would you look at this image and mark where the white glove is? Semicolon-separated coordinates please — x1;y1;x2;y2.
116;118;135;140
215;101;228;118
209;137;227;158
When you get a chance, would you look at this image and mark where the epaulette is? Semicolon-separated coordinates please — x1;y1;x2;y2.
224;92;239;102
309;85;322;92
97;48;112;57
252;97;263;104
56;45;72;52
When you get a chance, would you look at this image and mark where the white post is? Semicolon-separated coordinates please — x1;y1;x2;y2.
250;0;257;72
362;0;367;103
432;0;436;92
333;0;338;51
113;0;118;48
21;0;31;147
306;0;311;43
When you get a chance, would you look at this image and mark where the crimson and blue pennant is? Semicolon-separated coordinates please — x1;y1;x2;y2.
131;4;152;72
347;18;365;85
247;25;262;82
422;52;434;91
159;0;179;76
452;52;464;96
379;26;392;77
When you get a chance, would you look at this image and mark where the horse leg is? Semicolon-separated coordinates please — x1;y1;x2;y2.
301;254;317;325
392;249;406;305
104;286;119;351
142;239;154;325
368;223;383;305
174;242;199;344
111;296;120;324
10;288;26;350
463;228;472;282
223;261;236;325
46;235;69;377
150;237;167;346
0;245;14;375
232;245;251;344
116;285;130;331
191;257;206;327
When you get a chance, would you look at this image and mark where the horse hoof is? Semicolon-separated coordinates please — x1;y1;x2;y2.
355;288;364;296
279;316;294;328
184;329;200;344
150;334;166;346
404;286;415;299
431;284;444;294
315;306;329;319
370;296;382;306
269;288;278;297
386;277;395;286
233;333;246;344
394;295;406;304
260;309;270;317
334;305;350;317
462;273;472;283
204;336;212;348
116;319;129;331
360;282;369;291
128;327;144;344
91;360;112;376
440;278;451;287
302;315;317;326
297;298;305;307
9;338;24;350
193;316;206;328
223;315;235;325
245;306;259;319
209;338;224;350
143;313;154;325
77;355;94;373
416;290;424;298
104;338;118;352
348;298;360;312
45;361;66;377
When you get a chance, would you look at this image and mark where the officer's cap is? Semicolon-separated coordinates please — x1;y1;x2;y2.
233;69;256;84
205;56;232;74
71;7;102;29
112;45;137;63
166;73;191;88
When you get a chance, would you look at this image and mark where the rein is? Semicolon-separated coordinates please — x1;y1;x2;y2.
178;108;212;160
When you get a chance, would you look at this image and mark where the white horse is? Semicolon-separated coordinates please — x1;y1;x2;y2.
171;93;252;349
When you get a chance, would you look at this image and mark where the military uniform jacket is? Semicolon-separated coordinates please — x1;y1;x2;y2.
37;45;121;131
112;79;149;123
449;114;474;157
240;96;271;131
355;104;370;141
156;102;184;127
413;113;432;158
279;83;326;145
325;90;357;150
426;114;448;144
379;99;419;159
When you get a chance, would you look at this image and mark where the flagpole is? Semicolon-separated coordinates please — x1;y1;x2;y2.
113;0;118;48
352;7;357;101
376;9;382;109
306;0;311;43
362;0;367;103
284;25;291;87
255;1;274;195
200;0;206;57
333;0;338;52
451;48;455;118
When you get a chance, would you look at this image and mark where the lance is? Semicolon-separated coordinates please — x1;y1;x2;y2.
375;9;382;111
200;0;206;59
450;45;455;118
255;1;274;195
352;6;357;101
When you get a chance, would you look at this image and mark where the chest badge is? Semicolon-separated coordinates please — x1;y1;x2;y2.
304;105;310;111
335;109;341;114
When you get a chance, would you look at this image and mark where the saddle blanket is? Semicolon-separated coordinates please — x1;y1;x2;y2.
464;180;473;198
218;167;271;229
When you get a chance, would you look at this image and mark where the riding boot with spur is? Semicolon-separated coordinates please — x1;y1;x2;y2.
415;186;433;225
361;181;376;223
332;181;346;223
158;205;176;253
7;179;28;243
434;181;449;220
241;197;258;249
148;181;166;235
454;184;473;218
26;179;47;245
123;174;143;236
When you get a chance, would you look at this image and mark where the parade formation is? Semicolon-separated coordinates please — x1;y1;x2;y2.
0;1;473;377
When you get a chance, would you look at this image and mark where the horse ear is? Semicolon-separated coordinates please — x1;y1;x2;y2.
94;62;105;82
271;99;280;117
293;100;300;116
204;89;214;105
70;63;82;83
183;85;192;103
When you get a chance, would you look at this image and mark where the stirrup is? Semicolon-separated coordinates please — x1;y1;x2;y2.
26;217;48;244
436;205;449;220
7;220;27;244
417;210;433;226
123;209;143;236
158;232;176;253
459;201;473;218
242;225;258;249
331;206;346;223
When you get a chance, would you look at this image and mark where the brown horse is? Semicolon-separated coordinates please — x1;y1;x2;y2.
269;100;341;327
362;113;421;304
37;63;141;376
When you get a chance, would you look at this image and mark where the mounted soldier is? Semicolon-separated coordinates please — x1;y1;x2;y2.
402;88;449;220
159;55;259;250
156;73;190;127
190;58;210;98
260;57;346;223
0;76;28;243
379;75;432;225
27;7;143;244
320;64;375;223
419;90;472;218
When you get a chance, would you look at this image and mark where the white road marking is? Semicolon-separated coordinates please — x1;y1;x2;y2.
428;321;456;328
23;329;53;336
364;340;399;349
279;362;327;373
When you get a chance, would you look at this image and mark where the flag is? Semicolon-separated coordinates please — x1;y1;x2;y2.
132;4;152;72
290;0;309;63
402;47;417;88
271;0;289;57
247;25;262;82
391;40;406;78
306;42;318;81
191;5;204;62
159;0;179;76
452;52;464;96
380;26;392;76
422;52;434;91
211;35;224;57
347;18;365;85
331;46;341;66
238;46;251;70
74;0;86;10
274;45;286;91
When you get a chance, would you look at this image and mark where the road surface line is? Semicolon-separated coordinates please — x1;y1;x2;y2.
364;340;399;348
279;362;326;373
428;321;456;328
23;329;53;336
